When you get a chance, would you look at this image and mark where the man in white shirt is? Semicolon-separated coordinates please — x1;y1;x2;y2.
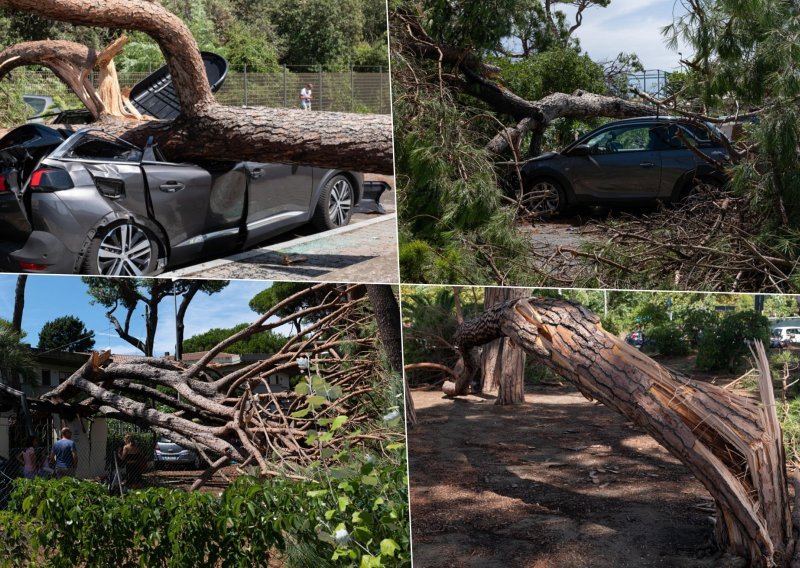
300;83;313;110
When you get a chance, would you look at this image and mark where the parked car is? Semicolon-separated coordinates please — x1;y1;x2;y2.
770;329;790;349
772;327;800;345
520;117;730;214
153;437;200;470
625;331;645;349
0;124;383;275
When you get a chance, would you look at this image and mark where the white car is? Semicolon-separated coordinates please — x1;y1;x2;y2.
772;327;800;344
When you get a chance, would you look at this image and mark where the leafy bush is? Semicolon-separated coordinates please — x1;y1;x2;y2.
696;312;771;371
0;445;409;568
648;324;691;356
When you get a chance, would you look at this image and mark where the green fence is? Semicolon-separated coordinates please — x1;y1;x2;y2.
0;65;391;125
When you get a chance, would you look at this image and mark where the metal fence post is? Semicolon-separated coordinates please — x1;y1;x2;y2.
379;66;384;114
351;65;355;112
283;65;288;108
318;65;323;111
243;64;248;106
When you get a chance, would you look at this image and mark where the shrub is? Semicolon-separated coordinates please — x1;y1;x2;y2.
648;324;691;356
0;446;410;568
696;312;771;371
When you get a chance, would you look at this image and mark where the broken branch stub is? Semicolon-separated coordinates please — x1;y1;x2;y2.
443;297;793;567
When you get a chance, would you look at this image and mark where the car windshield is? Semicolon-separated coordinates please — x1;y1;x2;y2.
52;129;143;162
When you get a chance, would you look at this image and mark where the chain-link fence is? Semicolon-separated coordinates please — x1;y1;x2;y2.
0;65;391;118
626;69;673;100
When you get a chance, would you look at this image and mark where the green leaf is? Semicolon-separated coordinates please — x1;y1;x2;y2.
380;538;399;557
361;475;379;486
330;415;348;431
290;407;310;418
294;382;310;395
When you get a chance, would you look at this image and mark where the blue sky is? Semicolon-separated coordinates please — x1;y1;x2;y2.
560;0;690;71
0;275;276;356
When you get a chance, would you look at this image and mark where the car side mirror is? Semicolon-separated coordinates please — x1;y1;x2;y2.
570;144;591;157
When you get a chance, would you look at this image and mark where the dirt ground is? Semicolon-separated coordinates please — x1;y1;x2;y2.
409;377;748;568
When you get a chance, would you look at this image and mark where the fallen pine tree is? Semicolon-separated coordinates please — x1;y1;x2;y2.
0;0;393;174
432;296;800;567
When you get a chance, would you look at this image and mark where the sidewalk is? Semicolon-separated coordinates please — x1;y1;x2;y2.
161;214;399;283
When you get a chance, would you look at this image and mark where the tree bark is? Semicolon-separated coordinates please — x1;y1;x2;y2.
11;274;26;334
0;0;393;174
480;287;527;405
365;285;417;426
442;296;794;567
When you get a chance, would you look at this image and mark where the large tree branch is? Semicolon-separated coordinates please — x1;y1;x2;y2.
0;0;394;173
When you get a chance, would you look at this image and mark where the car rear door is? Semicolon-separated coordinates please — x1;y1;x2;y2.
244;162;314;239
141;162;213;249
567;123;664;201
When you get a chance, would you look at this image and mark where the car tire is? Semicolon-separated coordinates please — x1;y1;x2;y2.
83;222;159;276
522;178;568;216
681;176;723;199
311;174;354;231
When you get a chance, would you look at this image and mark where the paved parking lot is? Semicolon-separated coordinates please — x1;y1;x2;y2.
162;184;399;283
163;213;398;282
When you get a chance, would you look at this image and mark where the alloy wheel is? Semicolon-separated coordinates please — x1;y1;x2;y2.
328;179;353;226
525;181;561;213
96;224;154;276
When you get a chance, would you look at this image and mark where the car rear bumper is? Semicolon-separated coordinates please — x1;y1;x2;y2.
2;231;78;273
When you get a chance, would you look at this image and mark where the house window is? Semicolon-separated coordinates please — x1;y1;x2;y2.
41;369;51;387
58;371;70;384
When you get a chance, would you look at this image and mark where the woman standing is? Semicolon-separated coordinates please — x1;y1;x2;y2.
17;435;39;479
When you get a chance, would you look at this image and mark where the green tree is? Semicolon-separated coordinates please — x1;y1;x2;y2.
37;316;95;353
183;324;286;355
82;278;229;357
0;325;35;388
696;311;771;372
270;0;366;68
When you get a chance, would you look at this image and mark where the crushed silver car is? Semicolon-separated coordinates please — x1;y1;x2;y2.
0;124;385;275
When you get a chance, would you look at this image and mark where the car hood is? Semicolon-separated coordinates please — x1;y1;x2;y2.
527;151;561;163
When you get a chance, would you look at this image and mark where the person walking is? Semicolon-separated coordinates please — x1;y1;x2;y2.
49;427;78;479
17;435;39;479
299;83;313;110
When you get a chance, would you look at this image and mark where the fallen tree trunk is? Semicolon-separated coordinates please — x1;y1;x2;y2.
442;296;794;567
0;0;393;173
15;283;402;488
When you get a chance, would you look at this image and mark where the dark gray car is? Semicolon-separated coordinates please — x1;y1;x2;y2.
520;117;729;214
0;125;383;275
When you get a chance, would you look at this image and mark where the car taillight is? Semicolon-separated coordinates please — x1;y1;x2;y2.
29;168;73;192
17;261;48;271
0;175;7;193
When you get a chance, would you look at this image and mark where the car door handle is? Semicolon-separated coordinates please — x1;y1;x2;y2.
159;181;185;192
250;167;264;179
639;161;656;168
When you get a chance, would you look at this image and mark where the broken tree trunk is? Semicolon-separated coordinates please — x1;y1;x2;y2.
480;287;527;405
443;297;794;567
0;0;393;173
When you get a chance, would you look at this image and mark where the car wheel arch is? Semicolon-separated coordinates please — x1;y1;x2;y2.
522;168;576;204
313;170;362;206
77;214;169;273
